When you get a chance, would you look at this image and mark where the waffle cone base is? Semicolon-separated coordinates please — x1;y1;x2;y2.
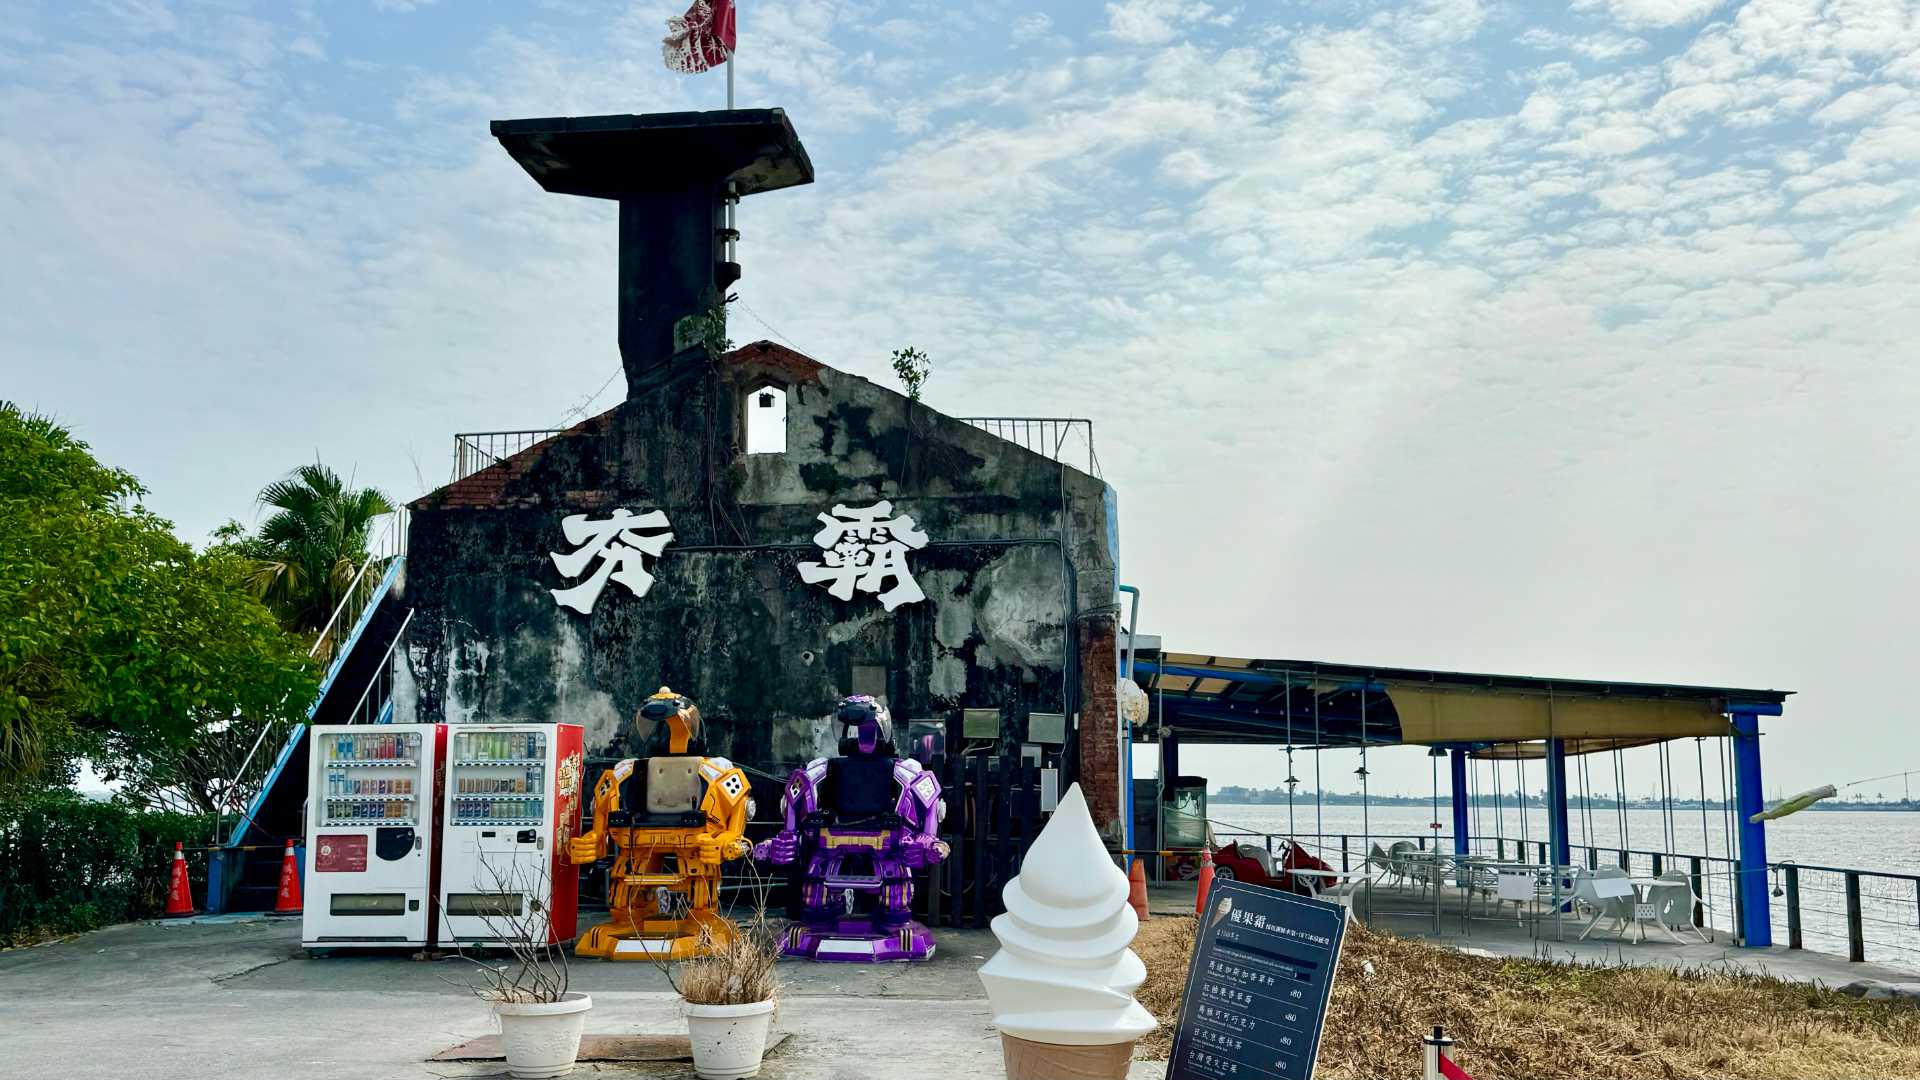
1000;1033;1136;1080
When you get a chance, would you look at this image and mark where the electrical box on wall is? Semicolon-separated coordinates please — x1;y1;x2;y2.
1026;712;1066;744
963;708;1000;740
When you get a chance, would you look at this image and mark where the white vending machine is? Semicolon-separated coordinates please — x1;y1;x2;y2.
437;723;584;947
302;723;446;950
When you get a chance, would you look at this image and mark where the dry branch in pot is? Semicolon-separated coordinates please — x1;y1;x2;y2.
444;857;573;1005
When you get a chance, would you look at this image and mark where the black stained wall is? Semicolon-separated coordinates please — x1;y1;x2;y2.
398;341;1118;771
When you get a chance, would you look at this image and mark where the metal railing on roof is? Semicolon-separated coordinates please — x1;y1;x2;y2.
453;429;565;483
961;417;1100;478
452;418;1101;483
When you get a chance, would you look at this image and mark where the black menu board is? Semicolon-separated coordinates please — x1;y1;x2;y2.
1167;880;1348;1080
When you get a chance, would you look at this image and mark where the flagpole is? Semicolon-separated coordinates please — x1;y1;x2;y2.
724;45;736;265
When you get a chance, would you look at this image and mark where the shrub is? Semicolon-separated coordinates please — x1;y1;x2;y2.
0;790;216;947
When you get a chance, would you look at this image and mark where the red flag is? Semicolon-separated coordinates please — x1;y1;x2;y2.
1439;1055;1475;1080
663;0;735;73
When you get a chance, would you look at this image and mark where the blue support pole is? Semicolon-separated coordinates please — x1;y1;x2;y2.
1449;749;1470;856
1546;738;1571;867
206;848;230;915
1732;709;1773;947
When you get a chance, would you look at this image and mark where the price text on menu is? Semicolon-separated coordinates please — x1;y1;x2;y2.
1168;880;1349;1080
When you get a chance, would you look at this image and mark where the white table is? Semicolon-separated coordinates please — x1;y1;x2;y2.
1286;867;1375;908
1572;875;1635;940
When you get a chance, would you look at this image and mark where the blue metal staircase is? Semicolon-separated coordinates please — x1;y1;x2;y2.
207;544;412;914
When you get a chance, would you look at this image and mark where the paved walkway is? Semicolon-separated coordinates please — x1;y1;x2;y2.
0;915;1166;1079
1149;879;1920;984
11;890;1910;1078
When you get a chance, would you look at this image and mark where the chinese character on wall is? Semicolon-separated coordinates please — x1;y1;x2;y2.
549;508;676;614
797;500;929;610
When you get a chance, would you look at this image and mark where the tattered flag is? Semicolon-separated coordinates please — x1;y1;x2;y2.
1749;784;1838;823
663;0;736;74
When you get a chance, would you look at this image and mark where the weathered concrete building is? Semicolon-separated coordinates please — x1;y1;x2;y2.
392;110;1128;833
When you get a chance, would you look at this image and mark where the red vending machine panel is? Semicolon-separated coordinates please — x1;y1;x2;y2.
438;724;584;946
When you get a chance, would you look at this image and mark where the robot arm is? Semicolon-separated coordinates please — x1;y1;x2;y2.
695;757;754;862
567;759;635;865
754;759;825;865
893;759;949;868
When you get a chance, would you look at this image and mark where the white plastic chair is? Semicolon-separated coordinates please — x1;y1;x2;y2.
1574;867;1633;940
1406;852;1450;896
1387;841;1418;888
1628;878;1694;944
1365;842;1397;885
1655;871;1713;943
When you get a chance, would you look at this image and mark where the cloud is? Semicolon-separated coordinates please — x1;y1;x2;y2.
1102;0;1212;46
1516;27;1649;61
1010;12;1053;47
1792;182;1905;216
1813;84;1910;126
1571;0;1727;30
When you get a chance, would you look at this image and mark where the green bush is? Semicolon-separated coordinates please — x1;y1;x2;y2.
0;790;217;947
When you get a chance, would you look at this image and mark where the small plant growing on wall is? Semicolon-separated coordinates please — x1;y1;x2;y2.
678;294;735;360
890;347;931;403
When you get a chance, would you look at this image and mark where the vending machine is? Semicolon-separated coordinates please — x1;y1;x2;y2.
437;723;585;947
302;724;446;950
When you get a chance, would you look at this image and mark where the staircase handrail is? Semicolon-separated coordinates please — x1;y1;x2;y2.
309;509;410;671
215;510;409;840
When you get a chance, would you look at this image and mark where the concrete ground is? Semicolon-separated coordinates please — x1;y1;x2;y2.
13;886;1906;1079
0;912;1170;1080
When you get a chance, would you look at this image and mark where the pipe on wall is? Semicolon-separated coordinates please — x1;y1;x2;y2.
1117;584;1141;866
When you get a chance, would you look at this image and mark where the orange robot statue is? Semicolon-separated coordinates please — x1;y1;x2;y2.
568;688;753;959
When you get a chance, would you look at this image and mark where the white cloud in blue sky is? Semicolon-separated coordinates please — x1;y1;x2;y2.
4;0;1918;797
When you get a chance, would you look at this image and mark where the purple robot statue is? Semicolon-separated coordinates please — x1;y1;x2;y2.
754;695;948;962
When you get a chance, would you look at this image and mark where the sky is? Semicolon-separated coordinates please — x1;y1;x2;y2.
4;0;1918;803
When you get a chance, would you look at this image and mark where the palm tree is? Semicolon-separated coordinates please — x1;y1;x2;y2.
249;463;394;633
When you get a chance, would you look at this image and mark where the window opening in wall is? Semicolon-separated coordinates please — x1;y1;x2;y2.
745;384;788;454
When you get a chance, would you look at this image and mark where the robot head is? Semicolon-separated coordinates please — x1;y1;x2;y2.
636;686;702;756
835;694;894;757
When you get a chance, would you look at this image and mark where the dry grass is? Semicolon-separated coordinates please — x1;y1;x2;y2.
1134;916;1920;1079
673;912;781;1007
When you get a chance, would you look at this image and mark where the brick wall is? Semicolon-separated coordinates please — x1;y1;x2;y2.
1077;613;1122;842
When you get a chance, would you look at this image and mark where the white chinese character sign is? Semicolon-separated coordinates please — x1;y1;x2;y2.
549;508;676;614
797;499;929;610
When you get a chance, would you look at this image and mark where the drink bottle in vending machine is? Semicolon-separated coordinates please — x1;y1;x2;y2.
438;724;584;947
303;724;447;949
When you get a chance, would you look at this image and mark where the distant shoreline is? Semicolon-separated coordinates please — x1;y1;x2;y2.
1207;794;1919;812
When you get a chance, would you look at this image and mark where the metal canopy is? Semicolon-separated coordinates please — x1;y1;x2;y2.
1132;650;1791;748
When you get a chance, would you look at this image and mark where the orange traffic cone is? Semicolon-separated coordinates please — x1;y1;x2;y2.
1193;859;1216;914
1127;858;1150;922
273;839;302;915
163;842;195;918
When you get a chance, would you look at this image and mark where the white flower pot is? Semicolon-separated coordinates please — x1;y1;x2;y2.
494;992;592;1079
684;998;776;1079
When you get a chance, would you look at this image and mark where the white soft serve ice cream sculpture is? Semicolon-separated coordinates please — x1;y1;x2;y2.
979;784;1156;1077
